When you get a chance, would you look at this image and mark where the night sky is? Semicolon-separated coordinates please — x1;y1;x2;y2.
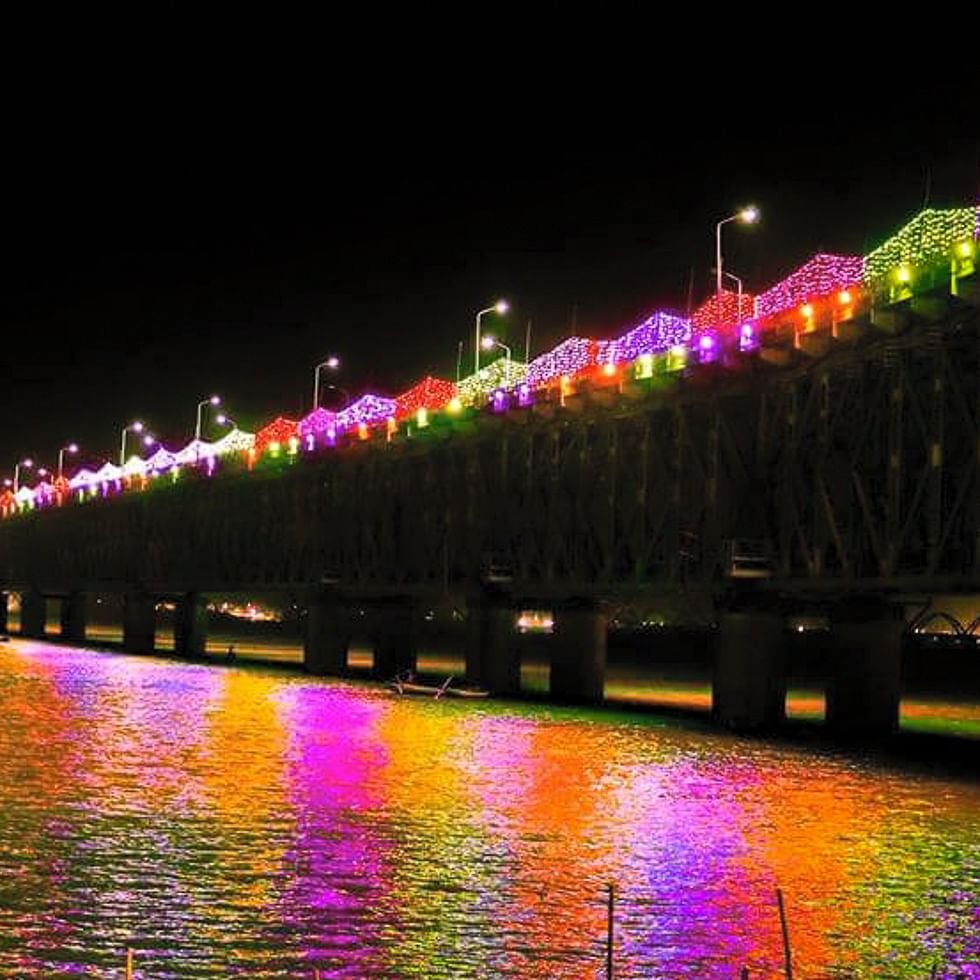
2;85;977;477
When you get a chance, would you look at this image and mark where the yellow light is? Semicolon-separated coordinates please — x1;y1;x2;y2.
959;240;973;258
838;289;851;305
358;423;369;440
269;441;281;456
560;374;572;395
448;397;462;415
896;265;911;283
416;407;429;429
636;354;654;379
603;362;616;377
287;437;299;455
800;303;814;318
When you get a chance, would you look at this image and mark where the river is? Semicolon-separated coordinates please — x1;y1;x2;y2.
0;639;977;979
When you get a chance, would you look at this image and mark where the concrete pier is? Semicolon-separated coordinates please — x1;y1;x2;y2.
174;592;207;658
370;600;416;679
123;592;156;654
20;589;46;638
550;603;607;703
713;610;786;731
465;597;520;694
59;592;86;642
826;598;903;736
304;590;351;675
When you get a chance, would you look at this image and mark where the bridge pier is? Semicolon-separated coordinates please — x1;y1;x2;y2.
59;592;86;642
370;599;416;679
826;598;903;736
20;589;46;638
549;602;607;703
465;596;520;695
123;591;156;654
713;605;786;731
304;590;351;676
174;592;207;658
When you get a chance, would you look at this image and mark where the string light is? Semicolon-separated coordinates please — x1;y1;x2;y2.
457;358;527;406
395;377;456;417
336;395;397;430
255;417;300;457
605;312;691;364
299;408;337;441
864;207;977;283
755;254;864;319
692;289;754;344
527;337;597;387
212;427;256;455
174;439;216;465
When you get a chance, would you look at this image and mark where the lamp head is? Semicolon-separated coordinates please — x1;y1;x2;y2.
67;443;78;454
481;335;496;351
2;479;11;487
216;414;228;425
210;395;221;406
143;435;155;447
326;356;340;369
494;300;510;315
38;468;48;478
132;421;144;433
739;206;760;224
22;458;33;468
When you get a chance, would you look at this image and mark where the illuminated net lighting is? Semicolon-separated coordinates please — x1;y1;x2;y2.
527;337;598;386
457;358;527;406
395;376;457;417
298;408;337;439
212;427;256;455
123;455;149;478
755;254;864;318
175;439;216;465
255;417;300;457
0;488;14;518
53;475;71;505
145;447;178;472
692;289;755;343
15;486;35;509
336;394;397;431
605;311;692;364
68;468;98;490
864;207;978;283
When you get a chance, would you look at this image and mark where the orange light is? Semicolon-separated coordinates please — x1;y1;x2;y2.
358;423;369;440
603;363;616;377
838;289;851;305
801;303;814;319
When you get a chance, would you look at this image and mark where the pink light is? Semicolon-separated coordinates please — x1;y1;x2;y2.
755;254;863;319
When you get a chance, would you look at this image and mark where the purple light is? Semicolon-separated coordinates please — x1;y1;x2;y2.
699;335;715;350
492;389;507;413
337;394;397;430
518;383;533;407
606;311;691;364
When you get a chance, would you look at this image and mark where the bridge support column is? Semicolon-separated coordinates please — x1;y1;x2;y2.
713;608;786;731
826;598;903;737
0;591;8;634
123;592;156;654
59;592;86;642
550;602;607;703
465;596;520;695
370;600;416;679
304;590;351;676
20;589;46;638
175;592;207;658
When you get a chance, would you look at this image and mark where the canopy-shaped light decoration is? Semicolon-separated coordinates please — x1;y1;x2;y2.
212;427;256;455
33;481;56;507
755;254;864;319
175;439;216;466
123;455;149;478
15;485;36;508
69;468;98;490
457;358;528;407
145;447;178;473
336;395;397;431
527;337;599;387
299;408;337;438
94;462;124;484
604;312;692;364
0;487;15;518
394;377;457;418
691;289;755;343
255;417;300;457
863;207;978;284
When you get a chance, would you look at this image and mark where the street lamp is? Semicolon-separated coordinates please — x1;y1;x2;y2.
481;335;512;388
723;271;745;339
58;443;79;479
195;395;221;441
475;299;509;374
13;458;32;493
312;357;340;411
120;422;153;466
716;206;759;322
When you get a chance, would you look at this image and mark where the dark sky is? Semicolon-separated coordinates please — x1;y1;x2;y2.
1;81;977;476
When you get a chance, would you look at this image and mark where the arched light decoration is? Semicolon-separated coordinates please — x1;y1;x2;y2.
0;487;15;518
754;254;864;319
692;289;755;344
298;408;337;447
123;456;148;479
863;207;978;284
53;475;71;505
527;337;598;387
255;417;300;457
395;376;457;418
457;358;528;407
212;427;256;455
34;481;56;507
15;486;36;509
605;311;691;364
336;394;397;431
69;468;98;490
145;447;178;473
175;439;216;466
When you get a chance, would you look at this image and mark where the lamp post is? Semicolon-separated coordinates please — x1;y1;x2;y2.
195;395;221;441
58;443;79;480
716;206;759;322
322;385;351;410
475;300;509;374
13;458;32;493
481;335;512;388
120;422;154;466
313;357;340;411
723;271;745;340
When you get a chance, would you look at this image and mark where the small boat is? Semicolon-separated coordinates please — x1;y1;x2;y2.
387;673;490;699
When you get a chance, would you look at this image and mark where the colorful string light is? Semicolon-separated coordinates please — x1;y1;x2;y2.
692;289;755;342
256;417;300;457
336;395;397;431
605;312;691;364
174;439;216;465
395;377;456;417
864;207;978;283
755;254;864;318
146;448;178;472
212;428;256;455
457;358;527;406
527;338;597;387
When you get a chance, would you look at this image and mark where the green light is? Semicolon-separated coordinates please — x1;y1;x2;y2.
865;207;976;283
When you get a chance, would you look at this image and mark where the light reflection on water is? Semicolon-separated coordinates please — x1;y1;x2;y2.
0;640;977;979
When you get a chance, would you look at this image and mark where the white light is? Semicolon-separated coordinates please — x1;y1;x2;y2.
326;356;340;369
494;299;510;315
210;395;221;406
740;205;760;224
481;335;496;350
132;421;144;433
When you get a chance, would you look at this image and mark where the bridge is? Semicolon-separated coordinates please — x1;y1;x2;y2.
1;207;977;735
